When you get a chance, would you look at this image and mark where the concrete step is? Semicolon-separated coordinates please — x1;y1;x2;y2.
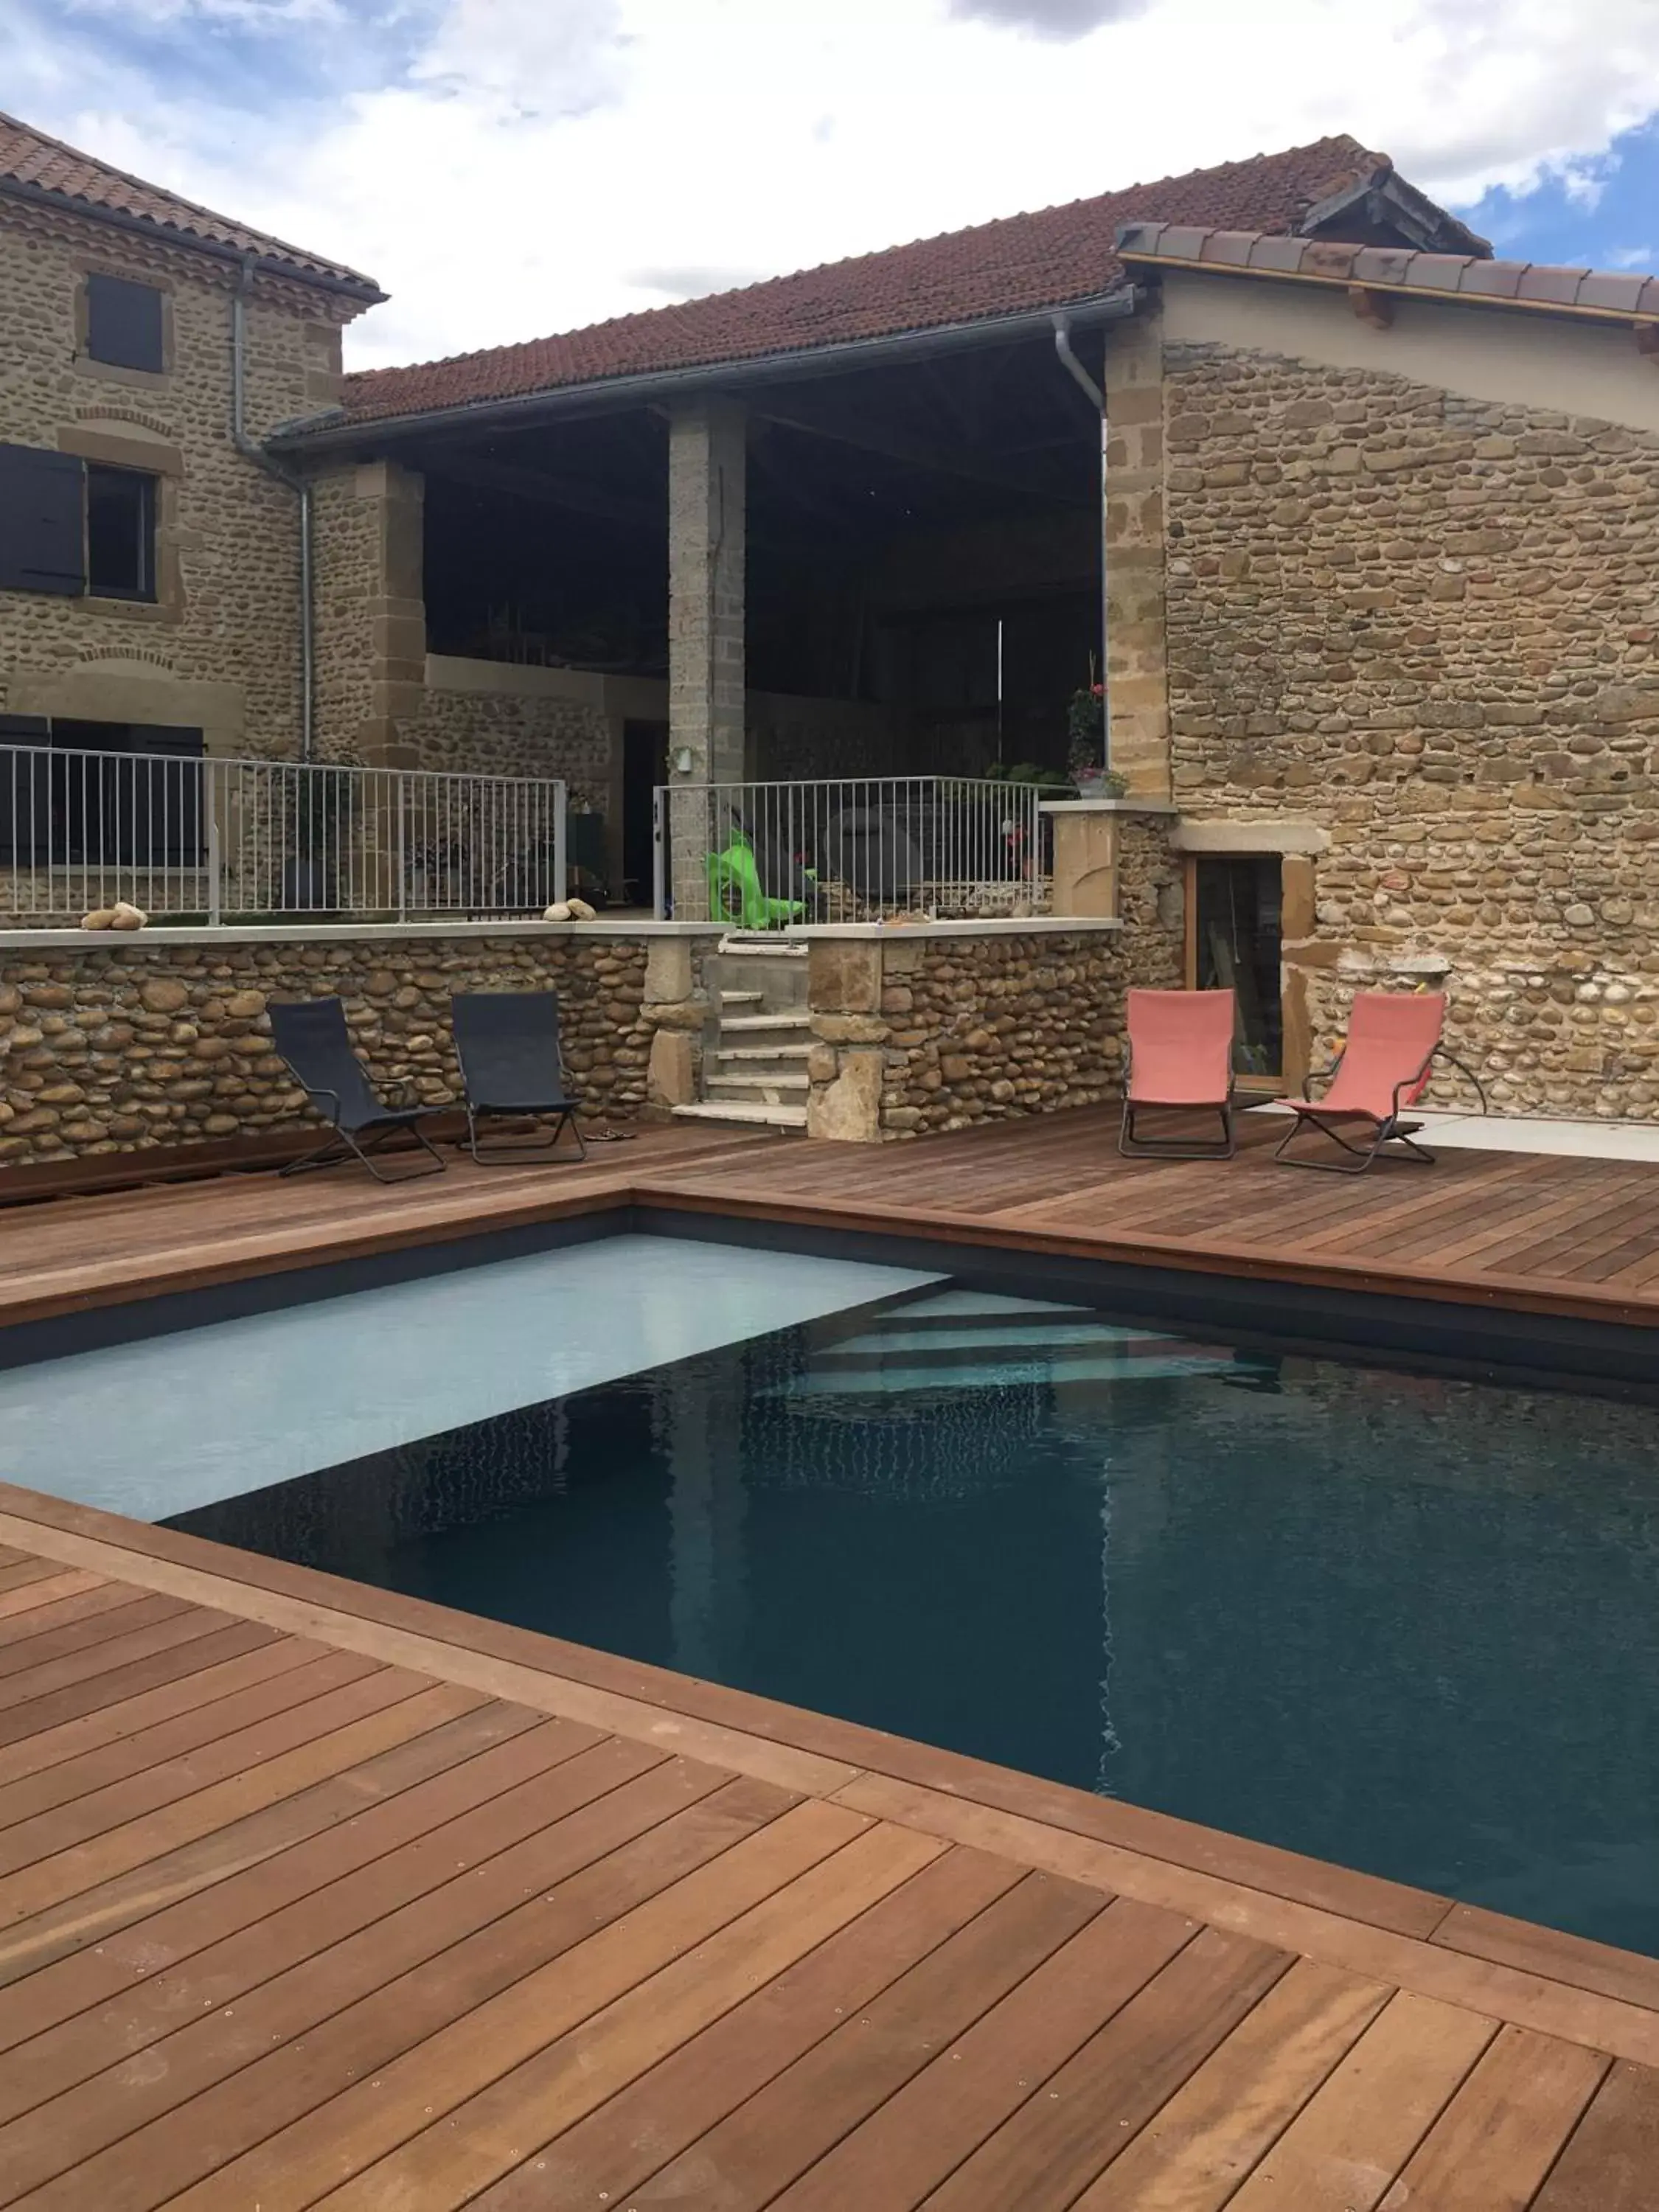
717;936;809;959
719;1012;815;1033
707;1071;810;1096
714;1043;813;1062
672;1099;807;1130
720;990;766;1007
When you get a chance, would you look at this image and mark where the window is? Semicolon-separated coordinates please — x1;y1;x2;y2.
86;465;157;601
0;720;204;866
85;274;165;373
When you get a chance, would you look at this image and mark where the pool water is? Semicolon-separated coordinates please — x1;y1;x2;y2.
173;1284;1659;1956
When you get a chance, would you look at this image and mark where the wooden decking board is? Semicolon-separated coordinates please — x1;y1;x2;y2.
0;1571;108;1629
465;1844;1031;2212
0;1635;334;1793
1222;1989;1496;2212
919;1924;1294;2211
1374;2023;1610;2211
0;1736;659;2132
0;1651;402;1878
0;1590;197;1681
0;1686;497;1990
1433;1903;1659;2018
0;1619;279;1756
1065;1955;1393;2212
315;1821;948;2212
761;1896;1197;2212
0;1708;585;2071
0;1605;256;1725
0;1674;471;1934
1;1769;796;2212
1531;2059;1659;2211
608;1869;1110;2212
117;1793;854;2212
0;1582;156;1646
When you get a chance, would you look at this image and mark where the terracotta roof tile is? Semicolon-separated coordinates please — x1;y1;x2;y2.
0;110;381;297
1118;225;1659;327
341;135;1383;427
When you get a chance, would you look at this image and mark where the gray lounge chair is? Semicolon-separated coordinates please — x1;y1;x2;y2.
451;990;586;1165
270;996;445;1181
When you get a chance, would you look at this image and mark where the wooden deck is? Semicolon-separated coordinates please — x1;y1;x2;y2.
0;1484;1657;2211
3;1108;1659;2203
5;1105;1659;1338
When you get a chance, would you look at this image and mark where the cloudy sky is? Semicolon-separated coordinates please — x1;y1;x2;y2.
6;0;1659;369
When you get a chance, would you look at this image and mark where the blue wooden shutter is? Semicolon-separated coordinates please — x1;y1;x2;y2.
86;274;165;372
0;446;86;596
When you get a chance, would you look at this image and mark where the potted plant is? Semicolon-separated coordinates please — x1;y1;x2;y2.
280;768;355;913
1065;678;1127;797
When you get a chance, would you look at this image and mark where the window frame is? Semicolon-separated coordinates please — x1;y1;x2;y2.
84;463;159;605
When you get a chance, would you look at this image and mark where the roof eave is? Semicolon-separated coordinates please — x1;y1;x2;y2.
0;173;386;305
273;285;1143;451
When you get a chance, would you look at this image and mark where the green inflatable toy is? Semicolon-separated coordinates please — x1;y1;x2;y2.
706;830;805;929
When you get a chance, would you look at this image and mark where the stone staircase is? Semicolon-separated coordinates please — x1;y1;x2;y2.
671;936;812;1133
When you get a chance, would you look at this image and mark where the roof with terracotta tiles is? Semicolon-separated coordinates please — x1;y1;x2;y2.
1114;222;1659;321
338;135;1406;428
0;110;383;299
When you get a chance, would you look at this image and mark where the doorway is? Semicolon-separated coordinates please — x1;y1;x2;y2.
622;720;667;908
1188;855;1284;1080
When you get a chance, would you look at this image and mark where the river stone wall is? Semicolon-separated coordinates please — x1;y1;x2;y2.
804;919;1161;1141
0;927;716;1167
1164;341;1659;1118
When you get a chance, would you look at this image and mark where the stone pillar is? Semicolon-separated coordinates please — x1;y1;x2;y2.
804;939;888;1142
1104;305;1170;801
667;397;746;913
1046;803;1122;918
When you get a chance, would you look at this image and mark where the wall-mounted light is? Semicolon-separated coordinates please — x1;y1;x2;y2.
672;746;695;776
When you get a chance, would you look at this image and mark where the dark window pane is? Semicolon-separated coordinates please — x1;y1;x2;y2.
1194;856;1284;1078
0;444;86;595
86;274;165;372
43;722;205;866
86;467;156;600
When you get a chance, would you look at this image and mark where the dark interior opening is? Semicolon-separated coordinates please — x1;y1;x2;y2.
1193;855;1284;1079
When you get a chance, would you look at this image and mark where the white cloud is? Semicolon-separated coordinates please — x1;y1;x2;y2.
13;0;1659;369
1605;243;1655;268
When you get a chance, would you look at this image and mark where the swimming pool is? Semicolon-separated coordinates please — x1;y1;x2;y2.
161;1270;1659;1959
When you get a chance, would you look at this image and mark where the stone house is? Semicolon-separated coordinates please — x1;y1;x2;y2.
0;110;380;772
5;114;1659;1118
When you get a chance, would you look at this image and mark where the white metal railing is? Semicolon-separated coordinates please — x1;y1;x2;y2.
0;744;566;925
653;776;1051;927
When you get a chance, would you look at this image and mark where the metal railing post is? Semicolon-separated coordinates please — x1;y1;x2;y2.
206;760;222;925
553;779;567;911
653;786;667;919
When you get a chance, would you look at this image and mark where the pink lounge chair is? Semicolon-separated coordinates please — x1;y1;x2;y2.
1120;989;1237;1160
1275;991;1447;1173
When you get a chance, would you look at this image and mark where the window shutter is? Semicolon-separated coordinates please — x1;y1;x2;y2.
86;275;165;373
0;446;86;596
0;719;53;866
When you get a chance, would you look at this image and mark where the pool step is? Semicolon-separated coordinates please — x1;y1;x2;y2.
672;1099;808;1130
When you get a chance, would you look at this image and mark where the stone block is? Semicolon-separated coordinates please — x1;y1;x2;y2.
647;1027;695;1107
807;1048;883;1142
809;941;882;1015
643;939;694;1004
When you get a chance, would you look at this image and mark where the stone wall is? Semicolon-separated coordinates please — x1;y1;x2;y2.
803;924;1133;1141
1163;341;1659;1117
410;684;613;809
0;195;357;759
0;925;717;1166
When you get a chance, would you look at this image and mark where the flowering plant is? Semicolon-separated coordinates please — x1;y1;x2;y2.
1066;682;1105;776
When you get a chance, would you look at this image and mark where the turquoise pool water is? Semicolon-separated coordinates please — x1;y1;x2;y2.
173;1281;1659;1955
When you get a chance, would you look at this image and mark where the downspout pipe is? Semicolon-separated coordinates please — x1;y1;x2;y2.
232;262;315;761
1053;313;1110;771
